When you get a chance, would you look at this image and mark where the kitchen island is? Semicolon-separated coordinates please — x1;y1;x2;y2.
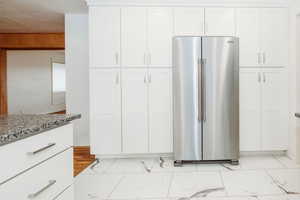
0;114;80;200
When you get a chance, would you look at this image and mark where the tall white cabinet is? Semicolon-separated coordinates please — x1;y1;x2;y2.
121;7;147;67
240;68;288;151
89;5;289;156
89;7;121;67
122;69;149;154
90;69;122;154
236;8;288;67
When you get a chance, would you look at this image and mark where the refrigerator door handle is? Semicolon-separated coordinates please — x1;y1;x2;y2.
197;57;202;122
201;58;206;122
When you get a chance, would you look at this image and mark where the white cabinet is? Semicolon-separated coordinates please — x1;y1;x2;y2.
148;69;173;153
236;8;260;67
239;68;288;151
121;7;147;67
89;7;121;67
240;69;261;151
260;8;288;67
236;8;288;67
0;125;74;199
174;8;205;36
148;8;173;67
261;69;288;150
205;8;235;36
90;69;122;155
89;68;173;155
122;69;149;154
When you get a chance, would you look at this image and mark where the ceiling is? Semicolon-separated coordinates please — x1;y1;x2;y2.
0;0;88;33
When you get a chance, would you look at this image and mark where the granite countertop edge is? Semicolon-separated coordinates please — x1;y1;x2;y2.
0;114;81;147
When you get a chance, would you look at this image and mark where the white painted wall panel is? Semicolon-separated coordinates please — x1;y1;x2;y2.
65;14;90;146
7;50;65;114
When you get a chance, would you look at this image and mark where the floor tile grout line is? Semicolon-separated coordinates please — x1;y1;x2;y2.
272;154;289;169
166;172;175;198
263;168;287;195
106;175;126;199
218;170;229;196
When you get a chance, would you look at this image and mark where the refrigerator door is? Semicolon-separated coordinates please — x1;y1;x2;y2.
202;37;239;160
173;37;203;161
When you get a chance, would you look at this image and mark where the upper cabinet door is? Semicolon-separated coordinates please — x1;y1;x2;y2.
205;8;235;36
174;8;205;36
236;8;260;67
239;69;261;151
89;7;121;68
261;69;288;151
148;8;173;67
90;69;122;155
260;8;288;67
148;69;173;153
122;69;149;154
121;7;147;67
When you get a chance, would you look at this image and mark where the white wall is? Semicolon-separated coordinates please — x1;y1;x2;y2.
65;14;90;146
7;50;65;114
287;0;300;162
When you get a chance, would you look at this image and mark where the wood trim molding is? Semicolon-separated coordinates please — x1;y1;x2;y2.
0;33;65;50
0;49;7;115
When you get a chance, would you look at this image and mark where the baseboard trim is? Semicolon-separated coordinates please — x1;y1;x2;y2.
95;153;173;159
240;150;287;156
94;151;288;159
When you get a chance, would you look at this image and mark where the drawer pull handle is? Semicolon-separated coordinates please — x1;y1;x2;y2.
28;143;56;155
28;180;56;199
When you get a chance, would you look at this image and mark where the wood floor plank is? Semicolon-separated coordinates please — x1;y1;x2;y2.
73;146;96;177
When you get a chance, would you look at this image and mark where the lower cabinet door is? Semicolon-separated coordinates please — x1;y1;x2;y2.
90;69;122;155
239;69;261;151
261;69;288;150
122;69;148;153
148;69;173;153
0;149;73;200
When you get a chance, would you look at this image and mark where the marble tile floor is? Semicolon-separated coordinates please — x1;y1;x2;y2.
74;155;300;200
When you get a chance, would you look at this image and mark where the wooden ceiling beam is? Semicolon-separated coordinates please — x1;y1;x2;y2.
0;33;65;50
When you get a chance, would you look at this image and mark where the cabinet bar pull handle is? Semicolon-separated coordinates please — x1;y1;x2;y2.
144;53;147;65
263;72;266;82
28;180;56;199
115;73;120;84
148;74;152;83
115;53;119;65
148;53;151;65
263;52;266;64
27;143;56;155
257;53;261;64
258;73;261;82
144;74;147;83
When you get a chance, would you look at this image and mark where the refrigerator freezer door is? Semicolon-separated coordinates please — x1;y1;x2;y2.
173;37;203;161
202;37;239;160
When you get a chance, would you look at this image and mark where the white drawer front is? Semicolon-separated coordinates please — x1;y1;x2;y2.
0;124;73;184
54;185;74;200
0;149;73;200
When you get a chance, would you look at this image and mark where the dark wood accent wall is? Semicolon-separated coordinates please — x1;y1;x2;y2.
0;49;7;115
0;33;65;50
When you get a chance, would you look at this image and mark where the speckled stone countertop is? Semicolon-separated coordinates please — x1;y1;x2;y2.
0;114;81;147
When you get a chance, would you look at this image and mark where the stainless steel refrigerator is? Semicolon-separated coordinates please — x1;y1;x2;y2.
173;36;239;166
